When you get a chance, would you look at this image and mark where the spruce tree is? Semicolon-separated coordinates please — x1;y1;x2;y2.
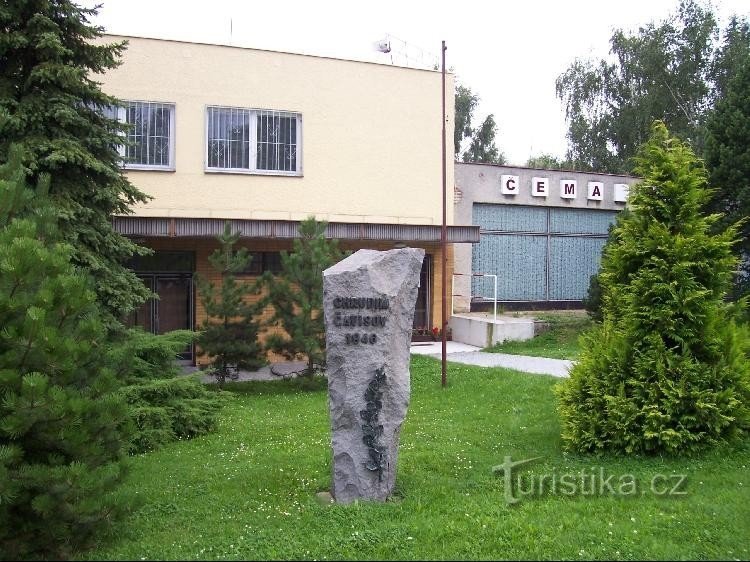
705;56;750;297
0;0;151;317
264;217;344;377
0;150;131;559
195;222;265;386
556;122;750;454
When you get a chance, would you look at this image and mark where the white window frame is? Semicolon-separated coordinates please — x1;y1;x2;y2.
106;101;176;171
101;105;127;159
204;105;303;176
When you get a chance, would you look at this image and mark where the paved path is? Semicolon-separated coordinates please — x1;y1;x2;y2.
427;351;572;378
190;342;572;382
409;341;572;377
409;341;481;355
185;361;312;383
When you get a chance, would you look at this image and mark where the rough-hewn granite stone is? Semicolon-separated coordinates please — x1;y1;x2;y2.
323;248;424;503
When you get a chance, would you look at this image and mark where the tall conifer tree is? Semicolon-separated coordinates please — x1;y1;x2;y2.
557;122;750;454
705;57;750;296
0;0;150;316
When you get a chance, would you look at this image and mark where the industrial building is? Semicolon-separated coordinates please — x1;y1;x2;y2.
453;163;638;311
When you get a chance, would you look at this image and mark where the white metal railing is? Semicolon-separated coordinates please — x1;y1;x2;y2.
451;273;498;324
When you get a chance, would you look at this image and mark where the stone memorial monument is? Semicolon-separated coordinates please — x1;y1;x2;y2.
322;248;425;503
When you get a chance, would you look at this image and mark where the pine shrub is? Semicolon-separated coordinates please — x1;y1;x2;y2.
556;122;750;454
121;376;223;454
0;151;131;558
196;222;266;386
110;329;224;454
263;217;344;377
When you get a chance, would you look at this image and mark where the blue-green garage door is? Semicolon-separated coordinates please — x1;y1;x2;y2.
472;204;618;301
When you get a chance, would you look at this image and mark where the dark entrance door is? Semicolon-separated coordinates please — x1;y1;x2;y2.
155;276;192;335
413;255;431;330
125;252;195;361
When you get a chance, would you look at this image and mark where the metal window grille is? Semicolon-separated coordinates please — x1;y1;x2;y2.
125;101;173;167
206;107;300;173
256;110;298;172
207;106;251;169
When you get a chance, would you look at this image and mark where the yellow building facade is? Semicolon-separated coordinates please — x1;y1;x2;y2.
98;35;478;363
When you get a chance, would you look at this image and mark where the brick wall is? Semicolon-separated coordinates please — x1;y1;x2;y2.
136;237;451;365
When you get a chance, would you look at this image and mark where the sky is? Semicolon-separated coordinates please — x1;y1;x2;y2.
82;0;748;165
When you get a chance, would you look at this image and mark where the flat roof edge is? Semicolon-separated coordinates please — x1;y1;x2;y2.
102;33;450;75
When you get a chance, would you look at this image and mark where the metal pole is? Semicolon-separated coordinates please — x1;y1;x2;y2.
493;274;498;324
441;40;448;388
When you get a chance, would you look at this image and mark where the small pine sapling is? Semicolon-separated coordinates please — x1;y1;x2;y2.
263;217;344;377
195;222;266;386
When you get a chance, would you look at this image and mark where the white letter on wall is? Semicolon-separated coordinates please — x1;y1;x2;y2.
532;177;548;197
501;175;519;195
587;181;604;201
560;179;577;199
614;183;630;203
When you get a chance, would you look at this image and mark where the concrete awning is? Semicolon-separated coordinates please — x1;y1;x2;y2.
113;216;480;243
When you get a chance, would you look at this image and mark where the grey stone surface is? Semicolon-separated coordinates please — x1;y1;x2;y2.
323;248;424;504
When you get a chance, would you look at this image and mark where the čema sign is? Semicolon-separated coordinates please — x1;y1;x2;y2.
500;174;629;203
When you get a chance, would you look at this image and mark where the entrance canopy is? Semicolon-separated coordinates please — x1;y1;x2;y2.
113;217;480;244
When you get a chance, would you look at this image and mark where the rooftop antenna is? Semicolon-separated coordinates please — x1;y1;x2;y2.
229;17;233;45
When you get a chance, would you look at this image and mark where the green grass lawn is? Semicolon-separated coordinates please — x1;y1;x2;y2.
484;311;594;359
83;355;750;560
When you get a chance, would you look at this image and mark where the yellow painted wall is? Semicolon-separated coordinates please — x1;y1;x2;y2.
97;36;455;226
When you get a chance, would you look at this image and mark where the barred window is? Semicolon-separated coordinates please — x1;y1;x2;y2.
206;106;301;175
102;101;175;169
100;105;126;156
256;111;298;172
207;107;251;169
101;104;124;123
125;101;174;168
